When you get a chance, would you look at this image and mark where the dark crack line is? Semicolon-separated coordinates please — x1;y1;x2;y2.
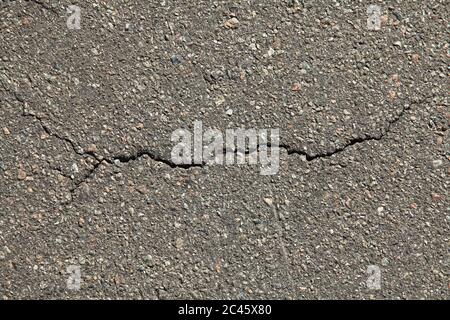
4;83;433;197
279;127;385;161
70;160;103;193
69;150;204;194
110;149;204;169
280;95;433;160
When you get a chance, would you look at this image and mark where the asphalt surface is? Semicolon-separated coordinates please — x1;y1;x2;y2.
0;0;448;299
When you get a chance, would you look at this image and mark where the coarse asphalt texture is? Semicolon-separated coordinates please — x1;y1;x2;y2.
0;0;448;299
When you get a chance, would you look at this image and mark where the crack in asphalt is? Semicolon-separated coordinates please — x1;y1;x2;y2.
69;150;204;194
282;95;434;160
280;109;399;161
2;85;205;195
3;84;432;197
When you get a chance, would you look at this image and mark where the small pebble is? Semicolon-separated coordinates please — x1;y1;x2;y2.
136;185;148;195
78;217;85;227
17;169;27;180
224;17;239;29
175;238;184;250
263;198;273;206
170;55;182;65
431;193;442;201
86;144;97;153
432;159;443;168
71;163;79;174
291;83;301;92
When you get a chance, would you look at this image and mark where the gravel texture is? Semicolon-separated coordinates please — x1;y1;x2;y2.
0;0;448;299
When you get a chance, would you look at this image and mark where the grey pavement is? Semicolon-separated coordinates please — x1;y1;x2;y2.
0;0;448;299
